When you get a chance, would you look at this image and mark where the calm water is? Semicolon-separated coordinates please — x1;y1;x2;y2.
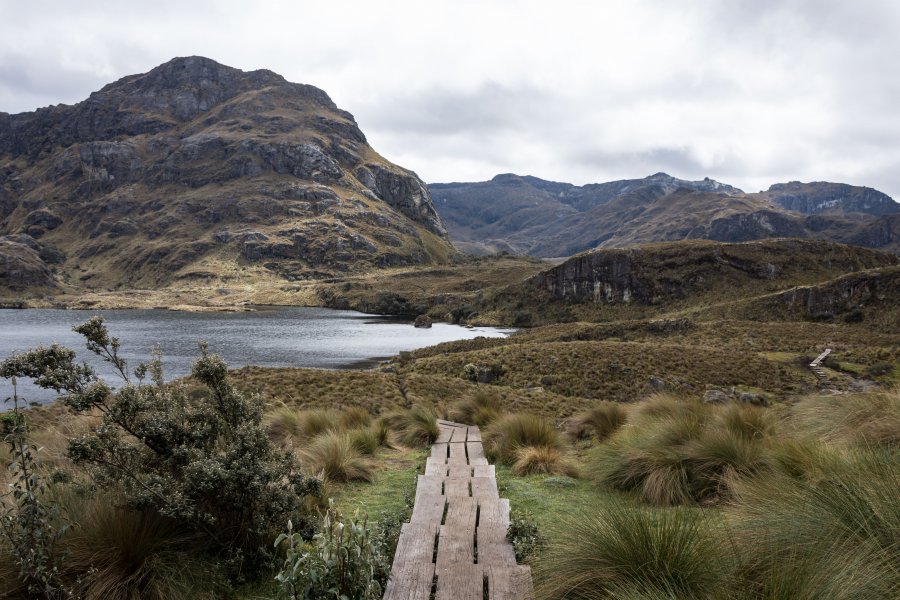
0;307;512;405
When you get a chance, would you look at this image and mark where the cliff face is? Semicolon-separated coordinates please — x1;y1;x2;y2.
0;56;450;291
528;239;900;306
758;181;900;217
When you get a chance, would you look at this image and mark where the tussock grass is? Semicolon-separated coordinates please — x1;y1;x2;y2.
382;405;439;448
338;406;373;430
513;445;579;477
727;447;900;598
484;414;562;465
300;432;374;482
534;500;726;599
349;426;381;455
569;402;627;441
449;389;503;426
589;397;777;505
789;387;900;448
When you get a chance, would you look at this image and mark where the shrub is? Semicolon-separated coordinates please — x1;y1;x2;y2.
512;445;578;477
507;510;546;563
0;317;322;576
533;500;727;599
449;389;503;426
275;504;384;600
382;405;439;447
301;432;374;482
569;402;627;440
484;414;562;465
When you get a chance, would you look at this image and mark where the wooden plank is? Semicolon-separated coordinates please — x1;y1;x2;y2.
435;564;483;600
448;441;468;464
392;523;439;565
411;493;445;526
467;426;482;442
444;477;470;498
466;441;486;462
473;464;495;478
469;456;489;466
431;442;449;459
486;564;534;600
444;496;477;530
471;476;498;500
448;464;472;478
383;562;436;600
436;525;475;568
415;475;444;502
478;498;510;529
435;427;453;444
425;458;448;476
477;527;516;567
448;426;467;443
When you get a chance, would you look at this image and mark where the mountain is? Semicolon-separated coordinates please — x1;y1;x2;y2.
0;56;452;293
429;174;900;257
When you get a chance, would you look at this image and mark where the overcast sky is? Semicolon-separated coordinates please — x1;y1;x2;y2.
2;0;899;197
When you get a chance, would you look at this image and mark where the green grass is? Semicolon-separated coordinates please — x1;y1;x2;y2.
329;447;425;520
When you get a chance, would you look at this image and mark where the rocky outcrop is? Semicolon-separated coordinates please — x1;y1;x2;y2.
761;181;900;216
0;234;57;290
529;239;900;305
0;56;452;290
763;266;900;320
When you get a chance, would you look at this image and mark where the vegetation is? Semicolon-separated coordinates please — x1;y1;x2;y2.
381;405;439;447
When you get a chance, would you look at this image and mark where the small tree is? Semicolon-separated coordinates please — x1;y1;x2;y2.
0;316;322;578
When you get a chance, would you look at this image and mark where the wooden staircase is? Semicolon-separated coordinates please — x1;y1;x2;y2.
809;349;832;384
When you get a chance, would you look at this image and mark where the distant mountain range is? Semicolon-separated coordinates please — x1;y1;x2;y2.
0;56;452;293
429;173;900;257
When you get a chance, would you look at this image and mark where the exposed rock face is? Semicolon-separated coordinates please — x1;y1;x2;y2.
430;174;900;257
0;56;450;290
759;181;900;216
529;239;899;305
0;234;57;290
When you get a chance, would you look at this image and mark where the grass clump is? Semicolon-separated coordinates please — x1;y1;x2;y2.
589;396;777;505
484;413;563;465
382;405;439;448
789;387;900;448
569;402;628;441
301;432;374;483
533;500;726;599
449;389;503;426
513;445;579;477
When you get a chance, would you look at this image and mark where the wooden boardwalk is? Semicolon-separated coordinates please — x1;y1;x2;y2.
383;419;534;600
809;348;832;384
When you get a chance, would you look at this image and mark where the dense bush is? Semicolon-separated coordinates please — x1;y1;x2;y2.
0;317;322;577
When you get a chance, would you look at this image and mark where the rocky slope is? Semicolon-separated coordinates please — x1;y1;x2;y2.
0;56;452;294
430;174;900;257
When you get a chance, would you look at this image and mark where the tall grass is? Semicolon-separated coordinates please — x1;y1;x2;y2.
449;389;503;426
589;396;777;505
513;445;579;477
484;413;563;464
533;500;727;599
789;387;900;448
569;402;628;441
382;405;439;447
301;432;374;482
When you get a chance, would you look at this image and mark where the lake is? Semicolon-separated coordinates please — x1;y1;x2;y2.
0;307;512;405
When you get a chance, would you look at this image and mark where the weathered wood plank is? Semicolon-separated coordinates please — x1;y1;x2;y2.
473;464;495;478
467;426;482;442
448;426;467;443
448;464;472;478
410;493;445;526
383;562;436;600
393;523;439;565
448;441;468;464
430;442;449;459
415;475;443;502
435;564;483;600
478;498;510;529
486;564;534;600
468;456;489;466
444;496;477;530
466;441;486;462
425;458;448;476
471;476;498;500
443;477;470;498
477;526;517;567
435;427;453;444
436;525;475;567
